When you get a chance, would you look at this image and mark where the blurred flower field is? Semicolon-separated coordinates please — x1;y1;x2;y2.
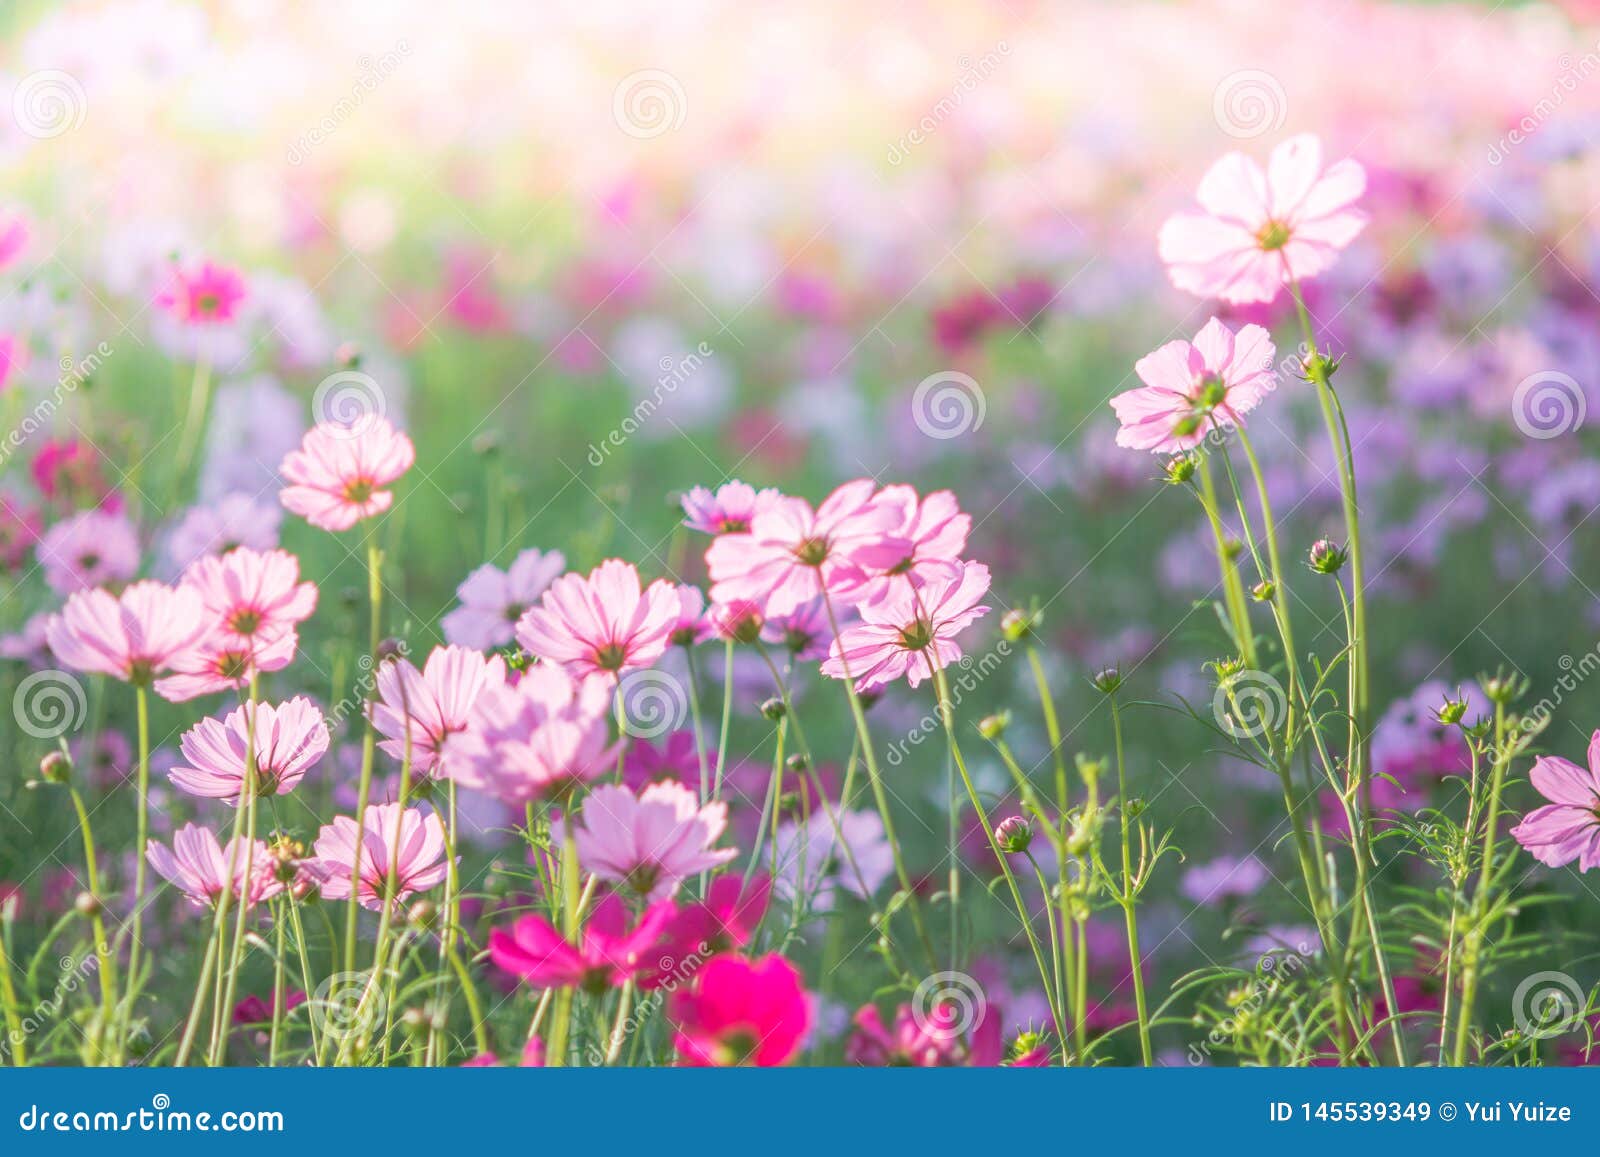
1;0;1600;1067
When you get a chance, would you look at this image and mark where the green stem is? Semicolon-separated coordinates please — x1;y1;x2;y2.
67;786;118;1064
120;683;152;1063
1109;695;1153;1065
344;542;384;976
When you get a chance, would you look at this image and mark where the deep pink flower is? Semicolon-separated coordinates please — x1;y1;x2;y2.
706;479;908;617
489;893;676;994
1111;318;1276;453
515;559;678;679
36;509;141;594
448;664;619;804
572;781;737;900
278;417;416;532
645;874;770;989
1158;134;1367;305
0;210;28;270
0;334;21;394
311;802;450;912
670;953;810;1067
146;823;282;909
233;989;306;1025
622;730;705;790
681;481;782;535
31;439;120;513
0;496;40;569
1511;732;1600;871
169;696;328;802
371;645;506;777
821;561;991;692
846;1000;1003;1067
180;547;317;644
155;259;248;325
46;581;207;685
441;548;565;650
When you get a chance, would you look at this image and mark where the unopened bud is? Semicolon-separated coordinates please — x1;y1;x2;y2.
1250;581;1275;602
784;753;808;774
760;697;786;722
995;816;1033;855
977;712;1010;741
39;750;72;785
1307;539;1347;575
1163;455;1197;485
74;891;102;918
408;899;437;930
1091;666;1124;694
1000;608;1037;642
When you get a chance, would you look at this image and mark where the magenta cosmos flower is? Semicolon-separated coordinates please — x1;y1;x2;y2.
670;953;811;1067
36;509;141;595
1511;732;1600;871
645;875;771;989
440;548;565;650
821;561;991;692
572;781;737;900
489;893;676;995
47;581;207;685
1157;133;1367;305
681;480;782;535
515;559;678;680
706;479;908;617
311;802;449;912
370;645;506;778
448;663;619;804
155;260;248;325
169;696;329;802
1110;317;1277;453
146;823;282;910
278;417;416;532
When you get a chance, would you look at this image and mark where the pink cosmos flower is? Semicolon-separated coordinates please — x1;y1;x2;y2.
46;581;207;685
36;509;141;594
846;999;1002;1067
670;953;811;1067
515;559;678;679
1511;732;1600;871
154;259;248;325
681;481;782;535
278;417;416;532
146;823;282;909
489;893;676;994
0;496;40;569
667;585;712;647
169;696;328;802
310;802;449;912
571;781;737;900
31;439;120;514
760;597;841;661
1157;134;1368;305
707;479;908;617
153;627;298;703
1180;855;1270;905
821;561;991;692
371;645;507;777
164;493;283;573
0;210;28;270
846;485;970;605
1110;318;1276;453
707;599;765;644
448;664;619;804
181;546;318;643
441;548;565;650
645;874;771;989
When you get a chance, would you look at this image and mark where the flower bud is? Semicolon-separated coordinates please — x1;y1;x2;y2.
1000;608;1036;642
407;899;437;930
1091;666;1123;694
1307;538;1347;575
784;752;809;774
39;750;72;785
1250;581;1275;602
376;637;407;664
1481;672;1522;705
74;891;102;918
994;816;1033;854
760;697;787;721
1434;696;1468;726
1163;454;1197;485
977;711;1010;740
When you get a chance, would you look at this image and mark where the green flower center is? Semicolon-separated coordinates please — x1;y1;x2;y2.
898;620;933;651
793;537;830;567
1255;220;1291;251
